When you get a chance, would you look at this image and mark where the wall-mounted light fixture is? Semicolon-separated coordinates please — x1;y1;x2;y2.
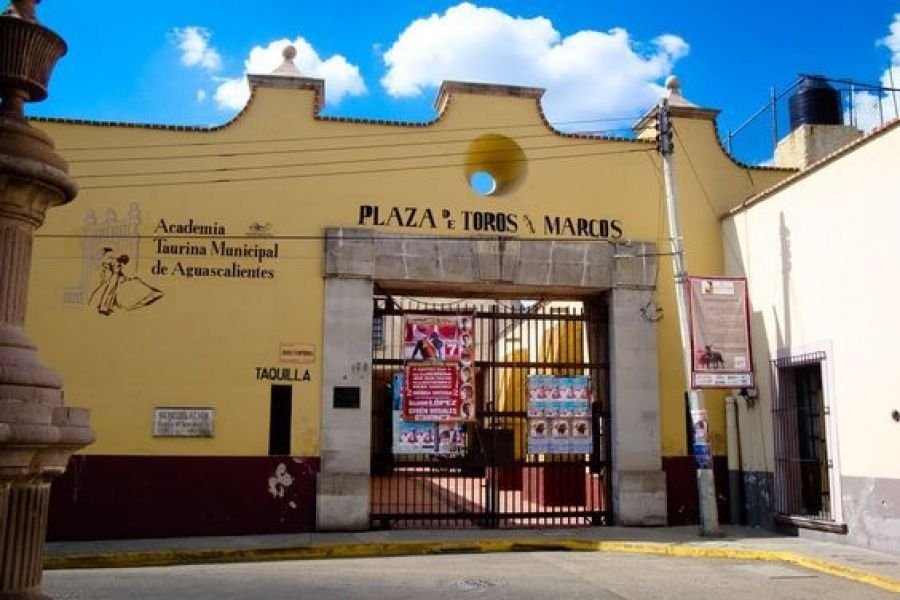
738;387;758;409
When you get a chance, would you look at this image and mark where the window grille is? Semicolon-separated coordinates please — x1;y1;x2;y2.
771;353;832;521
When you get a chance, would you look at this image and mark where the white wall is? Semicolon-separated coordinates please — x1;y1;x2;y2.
724;123;900;480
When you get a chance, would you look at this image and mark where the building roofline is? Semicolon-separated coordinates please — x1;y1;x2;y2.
726;117;900;217
29;78;653;147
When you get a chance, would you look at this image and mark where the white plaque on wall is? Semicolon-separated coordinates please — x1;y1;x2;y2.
153;408;214;437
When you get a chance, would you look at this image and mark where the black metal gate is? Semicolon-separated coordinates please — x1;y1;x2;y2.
370;294;611;529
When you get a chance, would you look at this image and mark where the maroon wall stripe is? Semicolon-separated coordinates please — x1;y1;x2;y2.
48;456;320;541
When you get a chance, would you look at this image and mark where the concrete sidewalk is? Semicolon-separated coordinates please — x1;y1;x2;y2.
45;526;900;594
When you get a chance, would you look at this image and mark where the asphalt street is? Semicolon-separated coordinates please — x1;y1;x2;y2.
44;551;899;600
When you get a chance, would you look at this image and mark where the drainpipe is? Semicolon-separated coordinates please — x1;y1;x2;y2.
725;395;743;525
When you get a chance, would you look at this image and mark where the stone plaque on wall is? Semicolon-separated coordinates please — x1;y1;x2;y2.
153;408;214;437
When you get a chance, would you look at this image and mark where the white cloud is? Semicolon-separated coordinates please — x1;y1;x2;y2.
196;89;207;103
879;12;900;56
172;27;222;72
380;3;689;125
850;14;900;132
214;37;367;111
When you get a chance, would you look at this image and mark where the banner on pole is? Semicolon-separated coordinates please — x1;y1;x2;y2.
689;277;754;389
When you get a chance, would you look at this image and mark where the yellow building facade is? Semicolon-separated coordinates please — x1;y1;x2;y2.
30;62;789;538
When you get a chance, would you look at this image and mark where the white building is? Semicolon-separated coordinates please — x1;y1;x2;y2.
725;110;900;553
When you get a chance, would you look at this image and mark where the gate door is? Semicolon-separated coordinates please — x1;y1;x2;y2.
370;295;610;529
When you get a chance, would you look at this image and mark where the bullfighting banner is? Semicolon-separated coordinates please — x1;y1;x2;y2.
402;314;475;421
526;374;592;455
688;276;754;389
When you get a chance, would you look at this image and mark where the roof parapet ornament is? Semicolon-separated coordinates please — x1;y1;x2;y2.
272;44;302;77
632;75;720;137
665;75;698;108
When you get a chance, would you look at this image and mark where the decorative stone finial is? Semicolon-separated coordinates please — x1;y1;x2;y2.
272;44;302;76
0;0;65;117
664;74;697;108
1;0;38;22
665;75;681;95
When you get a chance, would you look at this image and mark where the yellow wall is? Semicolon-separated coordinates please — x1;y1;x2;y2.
27;80;790;457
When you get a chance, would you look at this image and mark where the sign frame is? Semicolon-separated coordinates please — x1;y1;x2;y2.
152;407;215;438
688;276;754;389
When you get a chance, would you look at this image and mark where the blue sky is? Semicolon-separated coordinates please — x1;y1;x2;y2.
27;1;900;156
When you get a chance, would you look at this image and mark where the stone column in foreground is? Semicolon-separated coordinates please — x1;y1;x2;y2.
0;2;94;597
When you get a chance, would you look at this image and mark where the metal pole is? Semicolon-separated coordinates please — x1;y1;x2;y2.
657;99;720;535
726;396;742;525
889;66;899;121
770;86;778;153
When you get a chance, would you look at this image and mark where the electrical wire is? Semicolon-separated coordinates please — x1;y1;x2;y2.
76;146;655;191
672;124;746;270
65;129;620;165
75;141;651;180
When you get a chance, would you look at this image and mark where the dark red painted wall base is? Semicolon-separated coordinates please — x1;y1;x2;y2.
663;455;731;526
49;454;727;539
48;455;319;541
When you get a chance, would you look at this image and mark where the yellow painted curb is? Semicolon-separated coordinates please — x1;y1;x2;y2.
45;538;900;594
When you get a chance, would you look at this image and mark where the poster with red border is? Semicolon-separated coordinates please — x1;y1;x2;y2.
688;276;754;389
403;363;461;422
402;314;476;421
403;314;474;362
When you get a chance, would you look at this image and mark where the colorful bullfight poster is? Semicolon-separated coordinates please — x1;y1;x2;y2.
527;375;591;455
403;314;474;362
402;314;475;421
392;372;466;456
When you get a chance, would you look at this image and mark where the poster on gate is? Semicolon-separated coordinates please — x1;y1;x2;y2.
403;314;474;363
393;372;466;455
392;372;435;454
526;374;591;455
402;314;476;421
403;363;462;422
688;277;754;389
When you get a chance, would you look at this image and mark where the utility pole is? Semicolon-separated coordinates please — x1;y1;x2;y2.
657;99;720;536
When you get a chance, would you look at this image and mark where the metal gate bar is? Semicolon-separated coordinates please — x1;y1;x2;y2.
370;296;611;529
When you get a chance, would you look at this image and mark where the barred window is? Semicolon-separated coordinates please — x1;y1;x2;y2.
772;352;833;521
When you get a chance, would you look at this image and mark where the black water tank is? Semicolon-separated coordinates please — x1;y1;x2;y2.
789;75;842;131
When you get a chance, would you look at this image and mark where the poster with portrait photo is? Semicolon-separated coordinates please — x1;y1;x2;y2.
403;314;476;421
436;422;467;456
548;417;571;454
526;374;593;455
528;417;550;454
570;417;592;454
403;314;474;362
392;372;437;454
